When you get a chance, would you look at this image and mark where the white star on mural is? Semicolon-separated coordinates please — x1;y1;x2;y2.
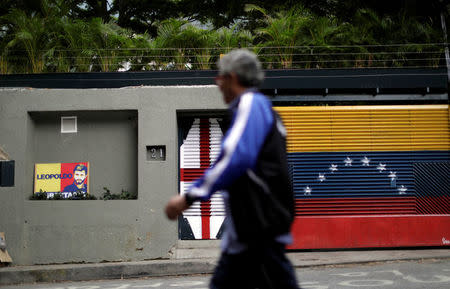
398;185;407;194
361;156;370;166
388;171;397;181
304;186;312;195
317;173;326;182
344;157;353;166
377;163;386;172
329;164;338;173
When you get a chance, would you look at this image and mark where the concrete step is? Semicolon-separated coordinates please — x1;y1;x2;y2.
175;240;221;259
177;240;220;249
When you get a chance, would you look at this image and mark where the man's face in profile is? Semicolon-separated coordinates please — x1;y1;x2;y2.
215;73;235;104
74;170;86;185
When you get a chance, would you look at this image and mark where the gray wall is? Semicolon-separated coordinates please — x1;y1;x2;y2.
30;110;138;197
0;85;226;265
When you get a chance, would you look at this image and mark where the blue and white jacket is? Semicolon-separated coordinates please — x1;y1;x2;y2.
185;89;294;253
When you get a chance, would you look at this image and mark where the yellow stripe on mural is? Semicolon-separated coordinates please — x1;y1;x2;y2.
274;105;450;152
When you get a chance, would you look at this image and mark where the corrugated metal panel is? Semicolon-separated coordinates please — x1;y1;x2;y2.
275;105;449;152
276;105;449;216
179;118;225;240
290;151;450;215
413;162;450;214
289;215;450;249
295;197;417;216
291;150;450;216
289;151;449;199
277;104;449;248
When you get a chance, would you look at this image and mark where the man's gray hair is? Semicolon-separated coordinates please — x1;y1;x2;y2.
217;49;264;88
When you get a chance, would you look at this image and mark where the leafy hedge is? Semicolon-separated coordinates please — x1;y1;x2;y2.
0;4;444;73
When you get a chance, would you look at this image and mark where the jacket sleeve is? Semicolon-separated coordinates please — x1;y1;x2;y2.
185;92;274;202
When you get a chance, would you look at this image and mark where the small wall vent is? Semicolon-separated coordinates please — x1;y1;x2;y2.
61;116;77;133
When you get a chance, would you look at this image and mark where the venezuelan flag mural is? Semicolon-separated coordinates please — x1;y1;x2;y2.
34;162;89;198
275;105;450;249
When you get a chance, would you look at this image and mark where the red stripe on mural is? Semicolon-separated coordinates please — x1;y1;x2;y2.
199;119;210;169
199;118;211;239
295;197;417;216
294;196;450;216
180;168;207;182
416;195;450;214
288;215;450;249
201;200;211;239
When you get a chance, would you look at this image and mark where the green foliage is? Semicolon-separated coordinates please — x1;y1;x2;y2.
1;0;142;73
29;187;136;200
30;190;48;200
248;5;444;69
0;1;445;73
247;4;312;69
216;25;254;52
100;187;137;200
29;189;98;200
2;9;49;73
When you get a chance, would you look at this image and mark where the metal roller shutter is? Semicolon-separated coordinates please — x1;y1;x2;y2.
275;105;450;249
179;118;225;240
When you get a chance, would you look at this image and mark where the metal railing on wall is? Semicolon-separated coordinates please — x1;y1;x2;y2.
1;43;448;74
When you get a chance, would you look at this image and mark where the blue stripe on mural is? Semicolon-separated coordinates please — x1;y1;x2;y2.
288;150;449;199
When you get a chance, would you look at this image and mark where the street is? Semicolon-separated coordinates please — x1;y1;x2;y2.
1;258;449;289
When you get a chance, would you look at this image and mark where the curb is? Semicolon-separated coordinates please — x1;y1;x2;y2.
287;249;450;268
1;249;450;285
0;259;217;286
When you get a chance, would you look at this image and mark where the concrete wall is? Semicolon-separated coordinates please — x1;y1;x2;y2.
0;85;226;265
30;110;138;197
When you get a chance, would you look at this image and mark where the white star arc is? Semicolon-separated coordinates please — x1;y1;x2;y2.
304;186;312;195
317;173;326;182
329;164;338;173
344;157;353;166
361;156;370;166
398;185;407;194
377;163;386;172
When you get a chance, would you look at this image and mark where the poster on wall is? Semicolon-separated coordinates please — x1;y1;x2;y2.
34;162;89;198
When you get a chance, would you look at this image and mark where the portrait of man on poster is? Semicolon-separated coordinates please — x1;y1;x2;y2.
63;163;88;195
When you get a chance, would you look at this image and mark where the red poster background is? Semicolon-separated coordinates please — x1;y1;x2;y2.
60;162;89;192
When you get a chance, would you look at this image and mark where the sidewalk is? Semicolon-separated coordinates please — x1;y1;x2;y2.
1;248;449;285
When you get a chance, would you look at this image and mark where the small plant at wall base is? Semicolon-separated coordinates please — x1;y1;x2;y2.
100;187;137;200
67;192;97;200
29;188;136;200
29;189;97;200
30;190;47;200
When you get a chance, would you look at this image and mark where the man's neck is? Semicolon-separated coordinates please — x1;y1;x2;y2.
234;86;247;97
229;87;256;108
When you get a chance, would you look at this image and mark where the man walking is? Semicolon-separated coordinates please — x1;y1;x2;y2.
165;49;299;289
